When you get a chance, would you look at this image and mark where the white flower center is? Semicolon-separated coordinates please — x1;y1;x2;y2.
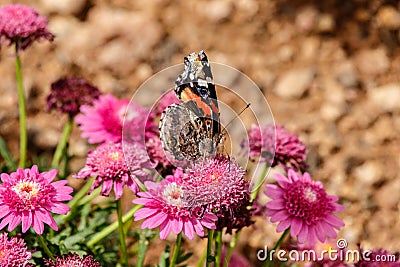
163;182;184;207
12;180;40;200
303;187;317;202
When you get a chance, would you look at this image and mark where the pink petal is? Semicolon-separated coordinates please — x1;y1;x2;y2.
183;220;194;240
264;184;280;197
0;206;10;219
270;210;289;223
315;223;327;243
134;208;158;221
290;218;303;237
0;173;10;183
265;200;285;210
276;219;291;232
297;224;308;243
113;180;124;200
274;174;290;188
192;218;204;237
32;213;44;234
101;180;113;196
22;211;32;233
171;218;183;234
48;202;70;215
159;219;173;240
132;198;152;205
324;215;345;229
8;213;22;232
142;213;167;229
41;169;58;183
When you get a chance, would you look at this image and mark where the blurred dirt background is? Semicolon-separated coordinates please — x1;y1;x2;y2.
1;0;400;265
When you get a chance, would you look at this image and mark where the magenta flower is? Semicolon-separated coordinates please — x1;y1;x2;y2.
0;233;33;267
45;253;101;267
46;77;101;117
243;124;307;172
133;168;218;239
145;131;172;168
265;170;344;245
184;155;254;233
74;142;144;199
0;4;54;51
0;166;73;234
76;94;149;144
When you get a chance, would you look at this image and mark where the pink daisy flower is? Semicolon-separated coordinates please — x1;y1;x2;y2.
243;124;307;172
0;233;33;267
45;253;101;267
133;168;218;240
0;166;73;235
0;4;54;51
145;130;172;169
184;155;254;233
265;170;344;245
76;94;149;144
74;142;147;199
46;77;101;117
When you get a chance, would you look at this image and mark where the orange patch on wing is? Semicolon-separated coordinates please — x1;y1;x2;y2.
181;88;212;117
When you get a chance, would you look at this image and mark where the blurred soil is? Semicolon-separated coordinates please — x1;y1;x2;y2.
1;0;400;265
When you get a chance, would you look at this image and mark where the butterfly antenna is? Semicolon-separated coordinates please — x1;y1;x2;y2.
221;103;251;136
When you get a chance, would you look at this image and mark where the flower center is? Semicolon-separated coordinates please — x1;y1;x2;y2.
0;249;9;261
109;151;121;161
12;180;40;201
285;182;332;225
163;183;184;207
303;187;317;202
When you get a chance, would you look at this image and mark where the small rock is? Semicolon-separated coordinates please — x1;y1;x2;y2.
375;179;400;208
40;0;87;15
354;47;390;76
377;5;400;30
353;161;383;185
320;103;346;122
316;13;335;33
295;6;318;32
299;37;320;61
335;61;359;88
368;83;400;113
273;67;316;99
201;1;233;22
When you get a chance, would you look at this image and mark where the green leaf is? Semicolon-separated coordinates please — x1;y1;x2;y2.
0;136;16;169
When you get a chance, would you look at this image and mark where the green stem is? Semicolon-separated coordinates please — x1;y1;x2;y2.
15;46;27;168
250;163;269;202
87;204;142;248
51;119;73;169
117;199;129;267
170;232;182;267
264;229;289;267
37;234;55;261
77;186;101;206
214;231;222;267
223;230;240;267
206;229;215;267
